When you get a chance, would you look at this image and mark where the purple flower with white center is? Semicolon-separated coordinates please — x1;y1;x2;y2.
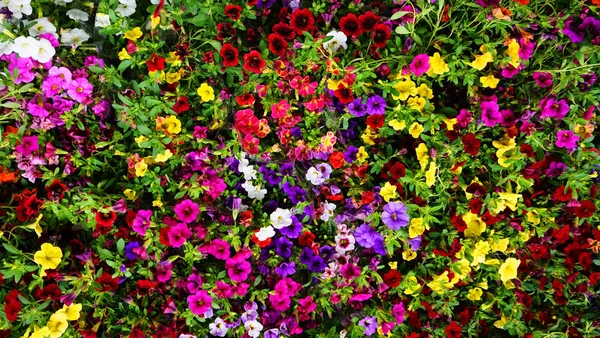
245;320;263;338
132;209;152;236
168;223;192;248
347;98;367;117
358;316;378;336
480;101;502;127
381;202;410;230
555;130;579;151
540;97;570;120
275;261;296;277
174;199;200;224
264;329;280;338
15;135;39;156
209;318;228;337
546;162;567;178
533;72;553;88
366;95;387;115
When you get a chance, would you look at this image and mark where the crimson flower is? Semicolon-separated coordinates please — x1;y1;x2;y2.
383;269;402;287
268;33;288;57
46;179;67;200
339;13;362;37
146;53;166;72
372;23;391;48
235;94;255;107
366;114;385;130
272;22;296;40
220;43;239;67
359;11;380;31
243;50;266;74
290;8;315;34
462;133;481;156
224;5;242;20
445;322;463;338
172;96;190;114
95;209;117;235
334;84;354;104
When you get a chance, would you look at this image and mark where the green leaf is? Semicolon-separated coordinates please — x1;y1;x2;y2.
118;60;133;72
137;124;152;135
395;25;410;35
390;11;410;21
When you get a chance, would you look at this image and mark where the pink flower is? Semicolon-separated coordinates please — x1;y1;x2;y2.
480;101;502;127
156;261;173;282
225;256;251;282
410;54;430;77
173;199;199;224
16;135;39;156
271;99;290;119
67;77;92;103
42;76;64;97
168;223;192;248
555;130;579;151
132;209;152;236
213;280;233;299
187;290;213;315
392;303;405;324
269;293;291;311
207;239;231;260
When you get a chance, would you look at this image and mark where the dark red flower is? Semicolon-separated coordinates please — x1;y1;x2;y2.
451;214;467;232
383;269;402;287
366;114;385;130
217;23;237;41
96;272;119;292
466;182;486;196
34;283;62;301
389;162;406;180
573;200;595;218
372;23;391;48
552;185;572;202
272;22;296;40
462;133;481;156
4;298;20;322
203;51;214;64
268;33;288;57
146;53;166;72
445;322;462;338
358;11;380;31
298;231;316;246
224;5;242;20
290;8;315;34
339;13;362;37
220;43;239;67
172;96;190;114
243;50;266;74
469;198;483;214
520;143;535;158
47;179;67;201
95;209;117;235
334;84;354;104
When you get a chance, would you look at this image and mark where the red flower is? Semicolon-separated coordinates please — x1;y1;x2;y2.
552;185;572;202
573;200;596;218
358;11;380;32
234;109;260;135
520;143;535;157
339;14;362;37
217;23;237;41
146;53;166;72
469;198;483;214
172;96;190;114
235;94;255;107
251;230;272;248
272;22;296;40
366;114;385;130
451;214;467;232
243;50;266;74
46;179;67;201
329;151;345;169
4;298;20;322
462;133;481;156
16;195;43;222
224;5;242;20
514;0;530;4
96;272;119;292
95;209;117;236
441;4;451;22
389;162;406;180
34;283;62;301
268;33;288;57
290;8;315;34
372;23;391;48
298;231;316;246
445;322;462;338
220;43;239;67
334;84;354;104
383;269;402;287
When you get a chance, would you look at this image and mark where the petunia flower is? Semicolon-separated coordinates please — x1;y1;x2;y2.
174;199;199;224
410;54;430;77
187;290;213;315
381;202;410;230
498;257;520;283
34;243;63;270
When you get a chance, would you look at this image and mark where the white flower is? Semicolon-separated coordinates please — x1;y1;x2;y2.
241;165;257;181
241;181;267;200
270;208;292;229
116;0;137;17
255;226;275;241
61;28;90;46
27;18;57;37
323;30;347;53
8;0;33;19
335;234;355;253
53;0;73;5
66;9;89;22
320;202;336;222
12;36;38;58
95;13;111;28
244;320;263;338
0;41;14;57
31;38;55;63
178;335;197;338
306;166;325;185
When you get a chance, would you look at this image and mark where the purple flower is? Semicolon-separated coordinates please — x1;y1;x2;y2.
174;199;200;224
546;162;567;178
540;97;569;120
282;181;306;204
124;241;140;260
533;72;553;88
358;316;378;336
340;263;361;279
132;209;152;236
562;17;585;43
275;261;296;277
168;223;192;248
555;130;579;151
66;77;93;103
187;272;203;293
480;101;502;127
392;303;405;324
347;98;367;117
209;317;228;337
366;95;387;115
275;236;293;259
15;135;39;156
187;290;213;315
343;146;359;164
354;223;379;248
408;236;422;251
475;0;500;7
280;215;303;238
381;202;410;230
409;54;430;77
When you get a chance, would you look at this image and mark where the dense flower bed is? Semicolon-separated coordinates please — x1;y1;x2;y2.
1;0;600;337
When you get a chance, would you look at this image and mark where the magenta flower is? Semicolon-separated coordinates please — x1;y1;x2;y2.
540;97;569;120
16;135;39;156
480;101;502;127
168;223;192;248
156;261;173;282
555;130;579;151
132;209;152;236
174;199;200;224
187;290;213;315
42;76;64;97
533;72;553;88
340;263;361;280
392;303;405;324
225;256;251;282
269;293;292;311
409;54;430;77
66;77;93;103
208;239;231;260
186;272;203;293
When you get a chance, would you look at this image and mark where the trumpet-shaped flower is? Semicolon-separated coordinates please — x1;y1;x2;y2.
34;243;63;270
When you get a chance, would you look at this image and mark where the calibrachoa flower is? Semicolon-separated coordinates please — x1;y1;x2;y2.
174;199;200;224
187;290;213;315
381;201;410;230
555;130;579;151
133;209;152;236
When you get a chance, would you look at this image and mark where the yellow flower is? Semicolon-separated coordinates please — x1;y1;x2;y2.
197;83;215;102
498;257;520;283
475;279;489;290
392;79;418;101
403;275;420;294
470;52;494;70
497;192;521;211
471;240;491;266
526;209;540;225
151;15;161;30
463;212;486;237
153;198;163;207
165;72;181;84
154;149;173;163
388;119;406;131
379;182;398;202
427;271;455;294
135;160;148;177
26;214;43;238
124;27;143;41
454;259;471;278
59;303;82;321
166;52;182;67
417;84;434;99
408;122;424;138
407;96;427;112
361;127;378;145
402;249;417;261
388;261;398;270
425;162;436;187
46;312;68;338
118;48;132;60
327;79;346;90
467;287;483;301
427;52;449;75
156;115;182;135
443;118;457;131
480;75;499;89
490;238;509;253
492;136;516;150
356;146;368;164
494;314;510;329
135;135;148;148
34;243;62;270
124;189;136;200
30;326;51;338
409;218;425;238
416;143;429;170
505;39;520;68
